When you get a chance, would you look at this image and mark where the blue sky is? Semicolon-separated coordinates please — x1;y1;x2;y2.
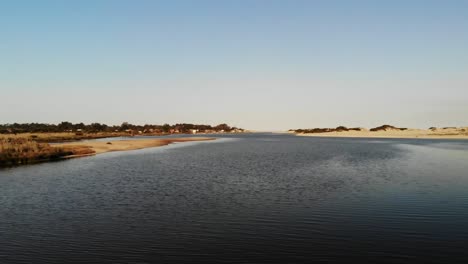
1;0;467;130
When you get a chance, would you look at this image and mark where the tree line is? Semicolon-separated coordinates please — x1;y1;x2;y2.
0;122;243;134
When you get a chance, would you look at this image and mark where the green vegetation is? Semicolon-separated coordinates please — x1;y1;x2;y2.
369;125;407;132
0;122;244;135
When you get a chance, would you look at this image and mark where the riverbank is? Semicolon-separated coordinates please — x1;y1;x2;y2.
0;136;215;168
55;137;215;155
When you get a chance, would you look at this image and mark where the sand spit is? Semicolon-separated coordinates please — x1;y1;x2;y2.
55;137;216;155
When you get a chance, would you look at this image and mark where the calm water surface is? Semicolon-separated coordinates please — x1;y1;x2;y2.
1;133;468;263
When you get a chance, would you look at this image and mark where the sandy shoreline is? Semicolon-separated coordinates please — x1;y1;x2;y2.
55;137;216;156
294;128;468;139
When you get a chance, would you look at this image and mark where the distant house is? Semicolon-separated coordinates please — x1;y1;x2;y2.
125;129;135;136
190;129;198;134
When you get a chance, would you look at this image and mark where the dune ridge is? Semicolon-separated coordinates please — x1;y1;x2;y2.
291;126;468;139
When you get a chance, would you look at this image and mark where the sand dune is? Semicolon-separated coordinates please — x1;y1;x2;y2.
295;127;468;139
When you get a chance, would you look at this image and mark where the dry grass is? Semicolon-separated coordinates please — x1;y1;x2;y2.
0;134;95;167
18;132;126;143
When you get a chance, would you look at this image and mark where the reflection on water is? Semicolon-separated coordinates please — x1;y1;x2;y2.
1;134;468;263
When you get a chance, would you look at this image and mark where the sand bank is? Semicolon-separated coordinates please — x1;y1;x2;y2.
295;128;468;139
55;137;215;155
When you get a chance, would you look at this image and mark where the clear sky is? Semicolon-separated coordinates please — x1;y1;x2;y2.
1;0;467;130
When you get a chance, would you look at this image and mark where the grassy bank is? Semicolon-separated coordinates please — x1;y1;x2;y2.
0;133;216;168
0;134;95;167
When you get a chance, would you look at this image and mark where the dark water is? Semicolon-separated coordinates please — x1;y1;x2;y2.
1;133;468;263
